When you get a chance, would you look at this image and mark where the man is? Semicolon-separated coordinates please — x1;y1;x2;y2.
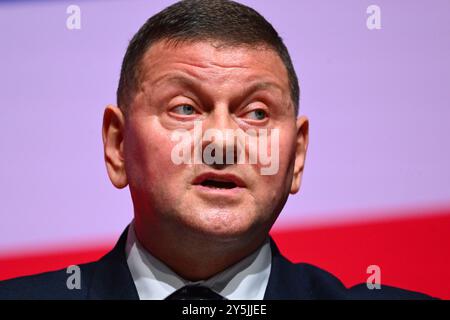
0;0;434;299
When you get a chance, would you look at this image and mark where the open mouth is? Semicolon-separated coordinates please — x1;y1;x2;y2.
192;172;246;191
200;179;238;189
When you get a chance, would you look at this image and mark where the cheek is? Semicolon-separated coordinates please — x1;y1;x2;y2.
124;119;184;191
277;130;297;171
254;129;295;175
252;130;295;197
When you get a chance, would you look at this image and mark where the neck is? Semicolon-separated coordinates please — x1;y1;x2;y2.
133;220;268;281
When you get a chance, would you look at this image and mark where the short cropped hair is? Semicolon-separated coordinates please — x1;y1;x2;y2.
117;0;300;116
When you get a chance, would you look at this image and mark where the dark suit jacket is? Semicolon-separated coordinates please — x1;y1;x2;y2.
0;226;436;299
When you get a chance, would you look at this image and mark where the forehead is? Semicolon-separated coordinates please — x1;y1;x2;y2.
138;40;290;90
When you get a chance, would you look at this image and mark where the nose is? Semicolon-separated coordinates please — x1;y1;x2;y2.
199;106;241;169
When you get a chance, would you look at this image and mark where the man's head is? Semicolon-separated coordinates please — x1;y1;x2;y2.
116;0;300;116
102;0;309;263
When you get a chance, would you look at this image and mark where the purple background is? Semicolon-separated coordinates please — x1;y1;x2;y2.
0;0;449;254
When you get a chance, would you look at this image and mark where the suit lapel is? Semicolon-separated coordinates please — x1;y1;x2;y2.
263;237;314;299
87;226;139;299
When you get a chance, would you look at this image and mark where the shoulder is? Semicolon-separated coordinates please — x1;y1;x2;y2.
268;237;436;300
289;261;437;299
345;282;438;300
0;261;97;299
0;226;138;300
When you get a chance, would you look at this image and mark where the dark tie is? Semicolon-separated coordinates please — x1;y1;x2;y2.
164;285;227;300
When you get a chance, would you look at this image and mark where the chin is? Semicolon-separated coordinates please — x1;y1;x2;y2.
183;210;260;242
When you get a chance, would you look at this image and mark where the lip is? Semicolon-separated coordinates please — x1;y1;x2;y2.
192;172;246;188
192;184;245;198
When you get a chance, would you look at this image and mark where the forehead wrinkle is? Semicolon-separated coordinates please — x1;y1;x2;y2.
140;49;252;85
163;61;250;85
172;59;250;71
139;64;288;100
140;63;252;97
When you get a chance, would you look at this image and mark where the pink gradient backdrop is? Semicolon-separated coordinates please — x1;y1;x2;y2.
0;0;449;254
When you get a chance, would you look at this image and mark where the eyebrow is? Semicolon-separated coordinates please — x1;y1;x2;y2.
240;81;284;98
152;74;198;89
151;73;284;100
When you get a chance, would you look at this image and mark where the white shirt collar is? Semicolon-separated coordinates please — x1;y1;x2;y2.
125;222;272;300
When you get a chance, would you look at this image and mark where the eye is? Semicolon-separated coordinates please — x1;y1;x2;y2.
245;109;268;121
171;104;197;116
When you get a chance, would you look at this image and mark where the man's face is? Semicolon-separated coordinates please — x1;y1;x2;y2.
105;40;308;243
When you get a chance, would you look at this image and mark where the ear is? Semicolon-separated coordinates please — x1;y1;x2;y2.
290;115;309;194
102;105;128;189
